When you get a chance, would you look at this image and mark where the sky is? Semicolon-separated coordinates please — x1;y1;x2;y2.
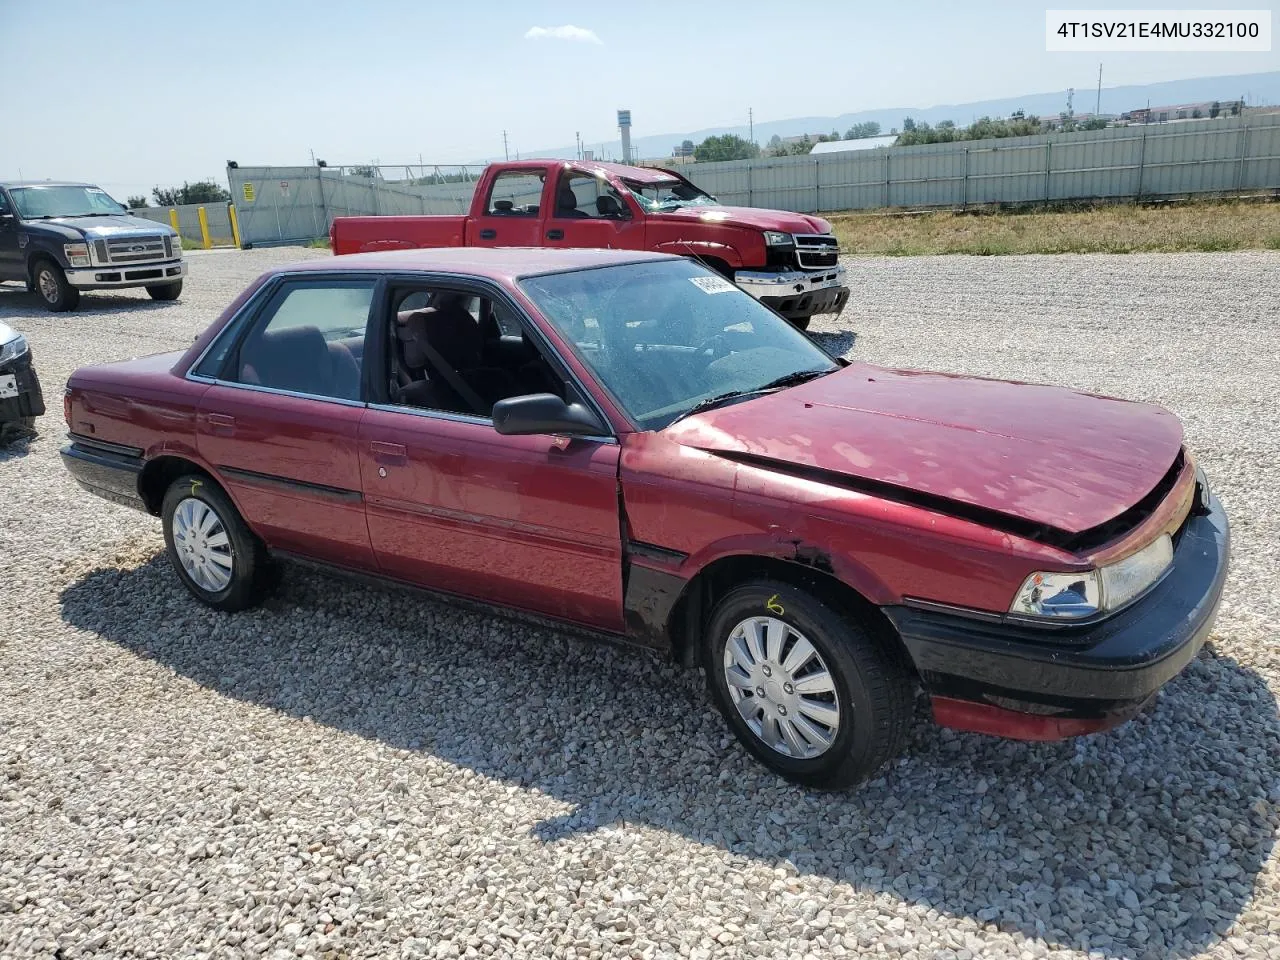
1;0;1276;201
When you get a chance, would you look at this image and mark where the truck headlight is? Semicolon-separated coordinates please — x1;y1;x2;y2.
0;333;29;365
170;234;183;258
763;231;793;247
1010;534;1174;620
64;242;91;268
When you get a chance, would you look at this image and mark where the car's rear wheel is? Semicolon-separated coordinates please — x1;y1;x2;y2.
161;474;272;611
33;259;80;312
704;579;914;789
147;281;183;301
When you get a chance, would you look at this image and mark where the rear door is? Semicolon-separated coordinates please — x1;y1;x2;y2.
193;275;378;570
546;170;646;251
465;169;550;248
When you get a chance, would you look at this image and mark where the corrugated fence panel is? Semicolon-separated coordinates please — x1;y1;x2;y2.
131;203;235;244
228;116;1280;242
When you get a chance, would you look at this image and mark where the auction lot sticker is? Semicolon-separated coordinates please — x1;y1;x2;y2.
690;276;736;294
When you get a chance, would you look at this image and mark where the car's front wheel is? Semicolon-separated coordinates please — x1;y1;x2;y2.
161;474;273;611
704;579;914;789
32;259;80;312
146;281;183;301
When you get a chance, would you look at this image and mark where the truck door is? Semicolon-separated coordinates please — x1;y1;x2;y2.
0;190;22;281
545;171;646;251
466;169;549;248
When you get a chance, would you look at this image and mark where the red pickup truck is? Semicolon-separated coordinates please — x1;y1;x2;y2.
329;160;849;330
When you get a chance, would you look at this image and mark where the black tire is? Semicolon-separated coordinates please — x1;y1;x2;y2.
703;579;914;789
789;316;812;331
32;259;80;312
161;474;273;612
146;281;183;301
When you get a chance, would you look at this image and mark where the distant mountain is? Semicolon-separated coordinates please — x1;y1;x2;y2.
510;71;1280;163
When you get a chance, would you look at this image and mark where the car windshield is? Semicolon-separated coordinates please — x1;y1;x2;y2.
520;259;838;430
622;178;717;212
10;185;127;219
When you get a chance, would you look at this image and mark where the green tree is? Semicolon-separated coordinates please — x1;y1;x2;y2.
902;117;917;132
1080;117;1110;130
844;121;882;140
151;180;231;206
126;195;148;209
693;134;760;162
1209;101;1221;118
766;134;785;156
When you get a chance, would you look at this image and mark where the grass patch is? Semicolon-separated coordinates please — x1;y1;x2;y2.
829;198;1280;256
305;238;331;249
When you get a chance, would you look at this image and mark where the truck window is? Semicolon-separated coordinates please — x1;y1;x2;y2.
0;192;9;216
554;173;629;219
485;172;544;217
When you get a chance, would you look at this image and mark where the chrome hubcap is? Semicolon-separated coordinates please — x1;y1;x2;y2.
38;269;58;302
172;497;234;592
723;616;840;759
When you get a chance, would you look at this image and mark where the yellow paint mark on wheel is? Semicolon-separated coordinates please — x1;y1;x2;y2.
190;479;202;496
766;594;785;616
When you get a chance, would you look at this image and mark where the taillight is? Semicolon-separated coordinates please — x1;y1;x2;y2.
63;388;73;427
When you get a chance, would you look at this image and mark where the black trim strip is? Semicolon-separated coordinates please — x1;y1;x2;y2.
707;448;1186;553
626;541;688;564
219;465;363;504
68;432;144;460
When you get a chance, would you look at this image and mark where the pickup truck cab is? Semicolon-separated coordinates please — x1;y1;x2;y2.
0;181;186;312
329;160;849;330
59;248;1228;789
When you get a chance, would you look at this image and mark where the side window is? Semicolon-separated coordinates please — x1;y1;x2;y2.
555;174;628;219
389;287;565;417
484;172;545;217
227;279;375;401
0;192;10;216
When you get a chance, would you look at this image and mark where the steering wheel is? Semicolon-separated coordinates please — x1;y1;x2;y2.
695;334;728;359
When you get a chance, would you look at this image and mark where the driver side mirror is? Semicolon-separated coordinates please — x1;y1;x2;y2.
492;393;607;437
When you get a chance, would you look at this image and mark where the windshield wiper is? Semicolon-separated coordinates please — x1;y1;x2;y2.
755;368;834;392
668;389;759;425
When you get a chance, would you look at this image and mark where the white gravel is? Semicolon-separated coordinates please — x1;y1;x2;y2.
1;248;1278;960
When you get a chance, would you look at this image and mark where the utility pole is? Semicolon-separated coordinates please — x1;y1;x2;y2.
1095;63;1102;117
576;131;582;160
502;130;509;161
749;107;754;146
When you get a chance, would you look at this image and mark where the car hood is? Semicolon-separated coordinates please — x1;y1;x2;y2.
662;363;1184;535
652;205;833;236
32;215;173;239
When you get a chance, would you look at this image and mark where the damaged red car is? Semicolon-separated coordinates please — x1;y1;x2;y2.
61;249;1229;788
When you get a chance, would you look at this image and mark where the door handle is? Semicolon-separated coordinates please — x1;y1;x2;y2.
370;440;407;464
546;228;564;240
207;413;236;428
479;228;497;240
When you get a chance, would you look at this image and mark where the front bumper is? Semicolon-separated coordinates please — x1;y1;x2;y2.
734;265;850;319
0;348;46;425
65;259;187;289
884;493;1230;740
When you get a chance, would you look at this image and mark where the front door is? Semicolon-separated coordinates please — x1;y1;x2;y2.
0;191;22;282
546;171;646;251
360;409;624;630
195;276;378;570
466;169;549;248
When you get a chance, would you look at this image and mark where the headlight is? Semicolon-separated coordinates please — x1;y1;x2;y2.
0;333;29;365
170;233;183;258
1194;465;1212;514
1010;533;1174;620
763;231;793;247
64;242;91;268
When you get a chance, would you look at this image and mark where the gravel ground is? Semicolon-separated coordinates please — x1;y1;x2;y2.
1;248;1278;960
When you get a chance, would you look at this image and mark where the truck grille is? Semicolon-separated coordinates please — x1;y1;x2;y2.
794;234;839;270
102;235;168;264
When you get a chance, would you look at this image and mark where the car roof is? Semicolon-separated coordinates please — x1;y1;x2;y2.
281;246;680;281
0;181;96;189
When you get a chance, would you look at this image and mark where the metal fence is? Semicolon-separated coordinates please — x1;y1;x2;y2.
131;202;236;246
226;115;1280;245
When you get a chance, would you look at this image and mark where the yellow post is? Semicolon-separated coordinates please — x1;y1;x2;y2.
197;206;212;249
168;207;180;236
228;203;242;248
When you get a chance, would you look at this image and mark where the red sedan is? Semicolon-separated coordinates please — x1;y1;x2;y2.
60;248;1229;788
